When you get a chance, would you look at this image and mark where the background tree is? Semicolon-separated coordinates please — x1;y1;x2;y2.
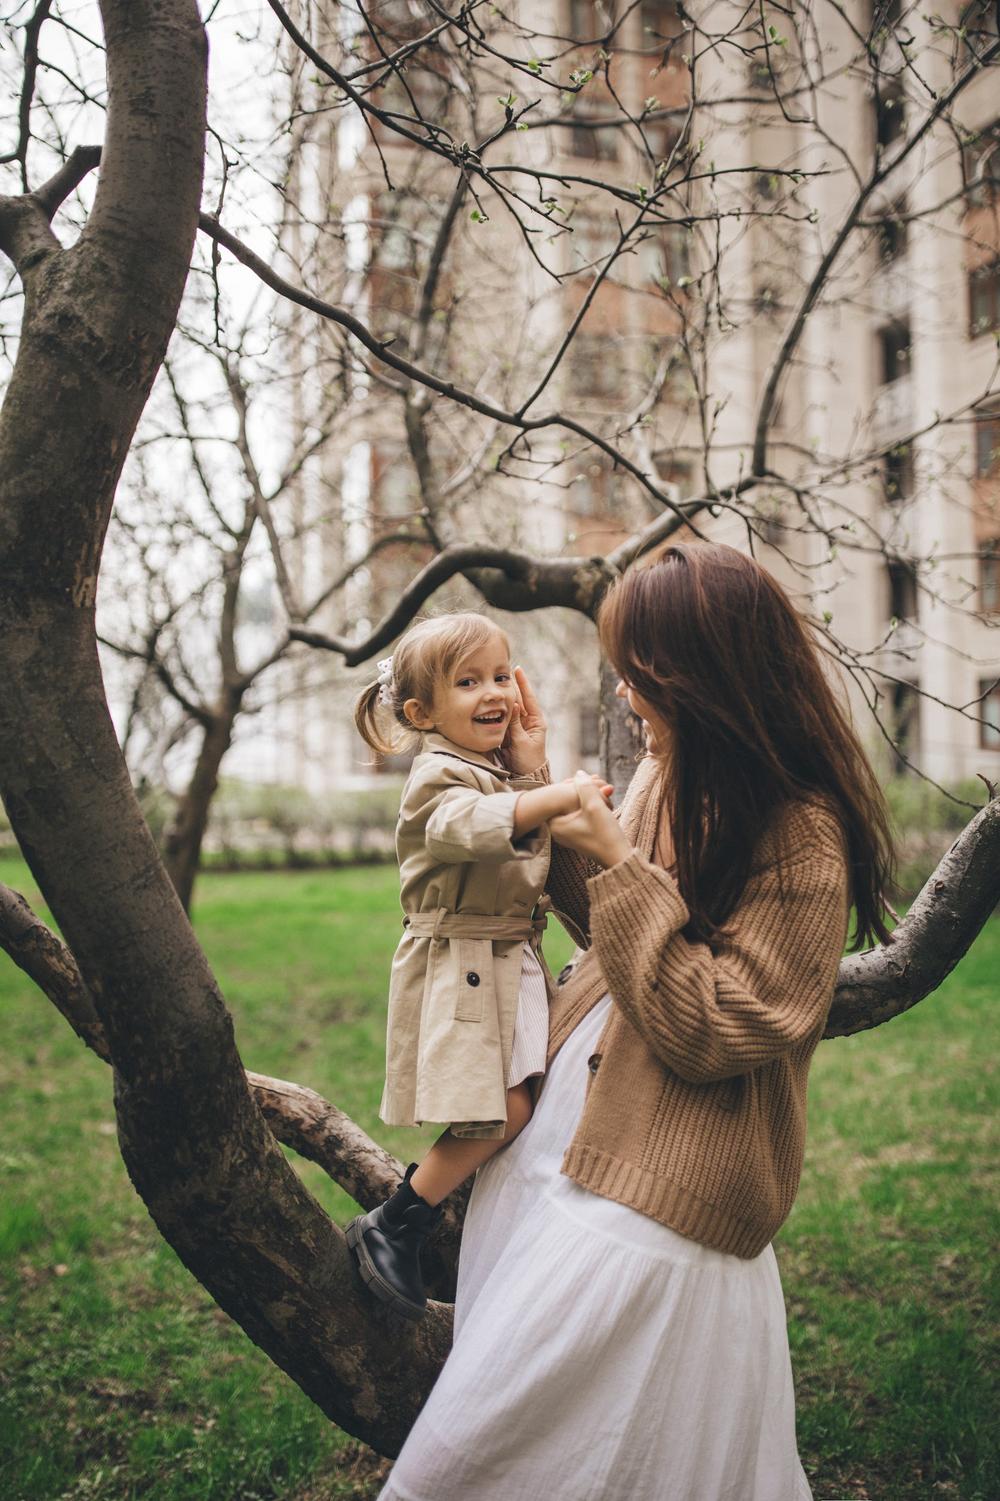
1;0;999;1459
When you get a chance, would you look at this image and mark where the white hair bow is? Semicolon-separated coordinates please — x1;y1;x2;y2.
376;656;395;707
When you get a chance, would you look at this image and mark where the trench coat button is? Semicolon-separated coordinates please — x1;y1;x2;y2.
465;971;481;987
557;964;574;986
587;1053;601;1075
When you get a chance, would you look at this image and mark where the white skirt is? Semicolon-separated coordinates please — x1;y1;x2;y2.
381;997;813;1501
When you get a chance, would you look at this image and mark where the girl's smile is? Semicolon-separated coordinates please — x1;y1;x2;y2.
405;633;518;752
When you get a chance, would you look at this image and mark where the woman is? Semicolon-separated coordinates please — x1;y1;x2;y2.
379;543;893;1501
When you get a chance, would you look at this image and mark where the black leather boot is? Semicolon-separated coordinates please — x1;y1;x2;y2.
346;1164;443;1320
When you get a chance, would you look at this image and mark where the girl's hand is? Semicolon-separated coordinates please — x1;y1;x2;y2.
548;771;633;868
551;773;613;816
501;666;548;774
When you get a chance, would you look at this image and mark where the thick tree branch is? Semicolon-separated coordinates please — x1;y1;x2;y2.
290;545;619;663
825;793;1000;1037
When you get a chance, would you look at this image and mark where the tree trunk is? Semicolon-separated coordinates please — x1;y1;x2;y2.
163;703;238;912
0;0;449;1457
599;657;645;796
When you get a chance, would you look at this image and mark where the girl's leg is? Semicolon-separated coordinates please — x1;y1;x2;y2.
346;1084;535;1319
410;1082;534;1206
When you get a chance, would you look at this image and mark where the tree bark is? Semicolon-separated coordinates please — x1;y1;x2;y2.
599;657;646;798
825;792;1000;1036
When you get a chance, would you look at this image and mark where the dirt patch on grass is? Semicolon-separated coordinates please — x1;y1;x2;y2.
293;1440;392;1499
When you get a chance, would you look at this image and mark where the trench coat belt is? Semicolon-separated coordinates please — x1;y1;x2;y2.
404;909;546;943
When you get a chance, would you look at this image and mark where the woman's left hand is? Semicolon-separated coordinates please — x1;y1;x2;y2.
548;771;634;868
501;667;548;774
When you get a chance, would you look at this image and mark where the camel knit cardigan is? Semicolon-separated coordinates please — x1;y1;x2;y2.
544;756;850;1259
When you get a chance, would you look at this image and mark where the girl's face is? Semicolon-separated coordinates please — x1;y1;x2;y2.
617;678;674;759
406;633;518;753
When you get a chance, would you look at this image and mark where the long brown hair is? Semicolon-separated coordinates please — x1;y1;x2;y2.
598;543;894;950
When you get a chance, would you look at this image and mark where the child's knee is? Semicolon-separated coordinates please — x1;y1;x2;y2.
504;1083;534;1140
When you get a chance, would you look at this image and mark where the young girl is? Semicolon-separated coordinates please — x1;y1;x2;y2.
347;612;596;1320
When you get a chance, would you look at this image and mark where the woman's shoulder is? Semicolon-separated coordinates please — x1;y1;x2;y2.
753;794;848;875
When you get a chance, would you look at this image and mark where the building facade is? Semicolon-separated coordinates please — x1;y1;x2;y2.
262;0;1000;792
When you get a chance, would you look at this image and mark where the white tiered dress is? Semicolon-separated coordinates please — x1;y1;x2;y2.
379;994;813;1501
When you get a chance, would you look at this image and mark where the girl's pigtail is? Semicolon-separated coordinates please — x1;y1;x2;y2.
354;680;396;756
353;679;415;757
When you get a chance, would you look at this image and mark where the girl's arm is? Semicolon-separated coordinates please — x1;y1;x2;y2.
421;777;539;865
511;779;608;839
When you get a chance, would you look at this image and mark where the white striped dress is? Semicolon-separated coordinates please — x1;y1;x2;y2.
506;942;549;1088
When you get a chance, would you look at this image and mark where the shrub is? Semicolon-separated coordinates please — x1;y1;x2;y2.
885;776;992;898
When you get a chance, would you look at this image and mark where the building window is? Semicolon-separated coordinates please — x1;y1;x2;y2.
757;500;786;545
642;116;681;163
569;100;621;160
567;335;622;400
876;202;908;263
570;458;632;516
879;321;911;384
888;558;918;620
377;63;450;128
969;259;1000;338
981;544;1000;614
755;170;781;201
639;221;691;285
640;1;685;41
962;118;1000;203
567;209;619;269
976;409;1000;477
371;444;417;521
369;2;429;41
979;677;1000;750
875;79;905;148
890;680;919;769
651;451;694;498
884;443;914;502
569;0;615;44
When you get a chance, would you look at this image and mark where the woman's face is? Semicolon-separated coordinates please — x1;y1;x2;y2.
616;679;674;759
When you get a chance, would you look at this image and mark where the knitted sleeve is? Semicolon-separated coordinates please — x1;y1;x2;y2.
546;843;601;946
587;803;850;1082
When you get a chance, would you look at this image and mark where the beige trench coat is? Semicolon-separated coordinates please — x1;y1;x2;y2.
379;732;552;1140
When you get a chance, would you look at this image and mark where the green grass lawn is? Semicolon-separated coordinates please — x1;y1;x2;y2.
0;854;996;1501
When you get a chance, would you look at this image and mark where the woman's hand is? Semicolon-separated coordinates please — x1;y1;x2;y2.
548;771;634;868
500;666;548;775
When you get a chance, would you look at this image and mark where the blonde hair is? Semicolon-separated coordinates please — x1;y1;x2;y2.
354;613;511;755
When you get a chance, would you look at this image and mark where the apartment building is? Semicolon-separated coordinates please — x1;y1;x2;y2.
267;0;999;791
